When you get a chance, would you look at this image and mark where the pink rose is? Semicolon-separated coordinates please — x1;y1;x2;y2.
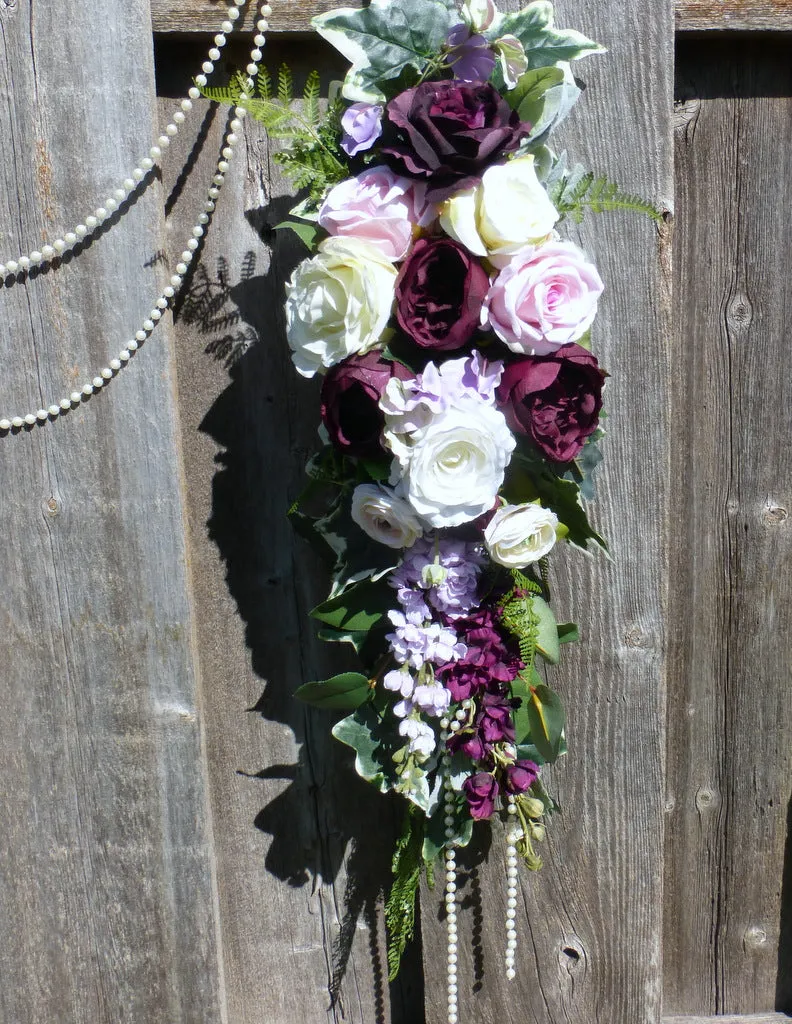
318;166;435;262
483;240;604;355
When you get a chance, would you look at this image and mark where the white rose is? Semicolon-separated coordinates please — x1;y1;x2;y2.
484;502;559;567
285;236;397;378
396;400;516;529
350;484;424;548
439;155;558;262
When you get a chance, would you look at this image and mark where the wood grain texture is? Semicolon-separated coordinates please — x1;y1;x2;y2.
663;1016;792;1023
155;38;422;1024
415;0;674;1021
150;0;792;33
0;3;224;1023
665;38;792;1018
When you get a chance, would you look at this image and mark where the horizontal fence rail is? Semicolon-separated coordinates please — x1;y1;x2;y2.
150;0;792;33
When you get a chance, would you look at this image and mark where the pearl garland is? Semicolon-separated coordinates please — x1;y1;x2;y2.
439;718;459;1024
505;793;519;981
0;2;272;433
0;0;267;279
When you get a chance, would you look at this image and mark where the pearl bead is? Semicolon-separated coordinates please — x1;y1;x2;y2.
95;207;108;221
202;62;214;75
195;74;208;87
75;225;88;239
208;47;221;61
165;123;179;136
70;392;81;404
213;173;225;185
114;187;127;201
180;251;193;263
221;20;234;32
213;33;226;46
157;296;169;308
507;803;517;814
230;119;242;132
128;340;139;351
11;417;23;428
65;232;78;246
105;199;118;213
82;384;94;396
176;262;188;275
234;106;246;119
149;146;162;160
507;897;517;909
24;413;36;425
18;256;30;271
173;111;186;125
208;187;220;199
187;239;199;252
119;350;131;362
135;330;147;342
101;368;113;380
150;309;162;321
158;135;171;149
59;399;71;411
85;216;98;230
228;6;240;19
47;405;59;417
0;419;10;431
254;34;265;46
246;63;258;76
92;377;103;389
505;968;516;981
446;881;456;893
170;274;183;288
454;709;466;720
439;717;449;729
449;721;460;732
257;18;269;30
6;260;18;274
142;319;155;332
222;146;233;160
251;48;263;61
163;286;175;298
0;264;6;278
188;87;200;100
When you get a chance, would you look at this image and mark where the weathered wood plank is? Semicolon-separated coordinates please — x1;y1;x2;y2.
415;0;674;1020
155;40;421;1023
663;1016;792;1023
665;38;792;1018
0;3;224;1023
149;0;792;33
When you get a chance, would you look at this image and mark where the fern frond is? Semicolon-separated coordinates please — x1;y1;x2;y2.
304;70;321;129
200;84;242;105
550;171;663;224
384;806;424;982
256;65;272;100
277;64;293;106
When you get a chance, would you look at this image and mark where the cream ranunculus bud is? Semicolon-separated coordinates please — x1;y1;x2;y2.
350;484;424;548
285;236;397;378
484;501;559;567
440;154;558;263
461;0;497;32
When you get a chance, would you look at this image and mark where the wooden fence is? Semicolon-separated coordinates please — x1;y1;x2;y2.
0;0;789;1021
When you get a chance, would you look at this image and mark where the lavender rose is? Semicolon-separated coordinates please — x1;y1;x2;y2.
395;237;490;351
380;81;530;203
340;102;383;156
463;772;499;819
484;239;604;354
496;344;605;462
321;350;413;457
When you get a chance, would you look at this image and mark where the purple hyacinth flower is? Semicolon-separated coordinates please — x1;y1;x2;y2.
463;772;499;819
446;24;497;83
340;102;383;157
504;759;540;794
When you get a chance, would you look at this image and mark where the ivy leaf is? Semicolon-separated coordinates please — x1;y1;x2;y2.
312;0;458;102
487;3;605;69
525;682;566;763
506;66;565;121
311;577;395;633
295;672;371;710
532;595;560;664
332;703;398;792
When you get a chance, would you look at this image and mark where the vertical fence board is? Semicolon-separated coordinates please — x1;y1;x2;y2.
0;3;224;1023
157;39;422;1024
665;39;792;1018
419;1;674;1022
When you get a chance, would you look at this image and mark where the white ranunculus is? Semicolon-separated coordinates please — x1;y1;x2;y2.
397;400;516;529
285;236;397;378
484;502;559;567
440;154;558;263
350;484;424;549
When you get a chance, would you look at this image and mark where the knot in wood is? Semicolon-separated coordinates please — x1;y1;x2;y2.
558;936;585;973
763;502;788;525
623;624;649;649
743;924;768;949
695;786;717;813
726;293;754;329
44;496;60;517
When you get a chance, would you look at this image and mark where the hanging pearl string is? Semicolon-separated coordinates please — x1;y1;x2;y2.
505;793;519;981
0;2;271;432
0;0;270;279
439;716;459;1024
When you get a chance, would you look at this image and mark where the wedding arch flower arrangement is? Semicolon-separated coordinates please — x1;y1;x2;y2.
208;0;659;1010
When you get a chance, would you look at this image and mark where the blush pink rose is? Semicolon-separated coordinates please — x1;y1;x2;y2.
318;165;435;262
483;240;604;355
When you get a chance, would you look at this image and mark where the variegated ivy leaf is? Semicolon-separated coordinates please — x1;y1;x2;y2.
312;0;458;103
486;2;605;69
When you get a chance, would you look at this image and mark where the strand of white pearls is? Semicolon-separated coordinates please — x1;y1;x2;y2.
439;720;459;1024
0;3;271;432
505;794;520;981
0;0;271;279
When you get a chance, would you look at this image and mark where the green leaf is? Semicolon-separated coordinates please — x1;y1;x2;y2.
557;622;580;645
506;66;564;121
294;671;371;710
512;665;543;746
312;0;458;102
532;594;560;664
487;3;605;69
385;806;425;980
524;683;566;763
311;577;395;633
274;220;323;250
423;794;473;865
332;703;398;792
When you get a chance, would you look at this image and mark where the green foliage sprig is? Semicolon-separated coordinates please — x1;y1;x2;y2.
201;66;348;208
548;162;663;223
384;805;425;981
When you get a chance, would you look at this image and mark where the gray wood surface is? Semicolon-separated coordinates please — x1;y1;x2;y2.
150;0;792;33
0;2;224;1023
663;1016;792;1023
414;0;674;1021
156;39;421;1022
665;39;792;1018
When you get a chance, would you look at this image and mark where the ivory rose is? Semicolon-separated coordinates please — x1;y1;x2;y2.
318;166;432;261
484;502;559;567
484;239;604;353
439;154;558;261
350;484;424;548
284;237;397;378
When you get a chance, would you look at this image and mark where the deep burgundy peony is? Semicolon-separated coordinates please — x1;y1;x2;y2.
380;80;530;202
496;343;605;463
463;772;499;819
320;351;413;457
395;237;489;351
504;759;540;795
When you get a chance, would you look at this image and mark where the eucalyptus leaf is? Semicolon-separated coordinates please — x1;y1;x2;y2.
332;703;398;792
312;0;457;102
524;683;566;763
295;671;371;710
532;594;560;664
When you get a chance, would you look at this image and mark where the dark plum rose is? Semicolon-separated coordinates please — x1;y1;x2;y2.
504;759;539;794
478;693;515;744
395;237;489;351
463;772;499;819
320;351;413;457
380;81;530;202
497;343;605;463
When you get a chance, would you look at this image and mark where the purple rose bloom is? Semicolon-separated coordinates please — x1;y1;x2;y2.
496;344;605;463
478;693;515;744
340;102;383;157
321;351;413;457
395;237;489;351
463;772;499;819
504;759;539;794
380;81;530;202
446;24;497;82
